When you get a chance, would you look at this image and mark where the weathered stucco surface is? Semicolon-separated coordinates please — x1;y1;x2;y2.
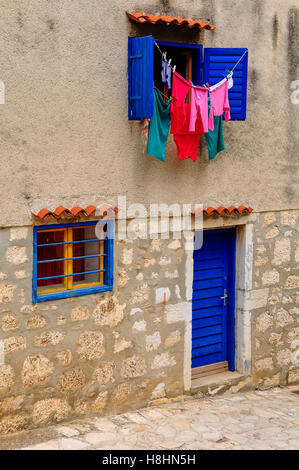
0;0;298;226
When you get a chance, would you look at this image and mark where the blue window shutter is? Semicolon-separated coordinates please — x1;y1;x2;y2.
128;36;154;120
203;48;248;120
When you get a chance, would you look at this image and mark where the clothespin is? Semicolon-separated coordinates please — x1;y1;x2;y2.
173;65;176;72
206;82;210;90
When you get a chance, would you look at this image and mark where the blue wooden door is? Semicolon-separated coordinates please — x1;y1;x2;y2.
192;229;236;370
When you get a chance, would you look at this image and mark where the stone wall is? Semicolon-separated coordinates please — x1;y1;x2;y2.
252;211;299;388
0;210;298;434
0;222;190;434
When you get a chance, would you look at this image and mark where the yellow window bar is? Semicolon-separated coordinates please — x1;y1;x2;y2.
66;227;73;290
38;227;67;295
100;239;104;285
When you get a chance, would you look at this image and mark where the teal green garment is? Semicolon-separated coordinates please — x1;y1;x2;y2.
205;99;225;160
147;88;170;162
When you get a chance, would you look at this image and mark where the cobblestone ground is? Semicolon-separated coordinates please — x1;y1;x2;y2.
0;386;298;450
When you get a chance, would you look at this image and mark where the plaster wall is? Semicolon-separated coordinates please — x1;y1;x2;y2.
0;0;298;227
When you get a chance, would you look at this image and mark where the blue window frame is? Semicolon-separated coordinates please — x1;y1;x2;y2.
32;221;114;303
128;36;203;120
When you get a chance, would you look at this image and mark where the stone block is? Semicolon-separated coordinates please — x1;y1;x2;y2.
273;238;291;265
92;362;115;385
93;296;126;327
58;368;85;392
0;365;15;391
0;395;24;417
121;356;146;378
22;354;54;388
165;330;181;348
262;269;279;286
145;332;161;351
56;350;72;366
151;352;176;369
26;314;46;330
9;228;28;241
91;391;108;412
256;312;273;333
35;330;65;347
285;276;299;289
255;357;274;371
32;398;69;424
112;383;132;402
70;306;89;322
2;314;19;332
0;414;26;434
166;302;191;323
77;331;104;360
0;284;16;303
6;246;28;265
4;336;26;354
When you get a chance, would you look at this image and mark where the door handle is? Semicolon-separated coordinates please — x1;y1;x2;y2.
221;289;228;306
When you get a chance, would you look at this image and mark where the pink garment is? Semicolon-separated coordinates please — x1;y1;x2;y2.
208;79;231;131
189;86;209;133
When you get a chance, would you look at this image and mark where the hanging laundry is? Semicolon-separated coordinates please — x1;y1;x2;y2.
210;76;233;91
225;70;234;90
189;85;209;133
147;88;170;162
161;55;172;90
170;71;205;162
140;119;150;153
173;134;200;162
208;79;231;131
170;71;191;123
205;98;225;160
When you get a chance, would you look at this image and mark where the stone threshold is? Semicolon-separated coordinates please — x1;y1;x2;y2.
190;371;253;397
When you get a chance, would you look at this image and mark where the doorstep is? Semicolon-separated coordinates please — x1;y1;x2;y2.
190;371;253;397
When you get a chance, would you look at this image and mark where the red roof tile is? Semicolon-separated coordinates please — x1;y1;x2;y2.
126;11;215;31
33;204;251;220
192;206;253;217
33;204;118;220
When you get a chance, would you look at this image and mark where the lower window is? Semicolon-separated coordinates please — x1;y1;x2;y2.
33;221;113;302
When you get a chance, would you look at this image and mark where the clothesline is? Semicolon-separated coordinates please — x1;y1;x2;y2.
155;86;170;101
154;41;248;82
230;49;248;73
154;41;176;71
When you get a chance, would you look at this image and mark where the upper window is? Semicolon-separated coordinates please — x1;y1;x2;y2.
128;36;248;121
153;41;203;102
33;221;113;302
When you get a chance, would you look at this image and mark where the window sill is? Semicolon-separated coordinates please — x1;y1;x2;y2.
33;283;113;303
